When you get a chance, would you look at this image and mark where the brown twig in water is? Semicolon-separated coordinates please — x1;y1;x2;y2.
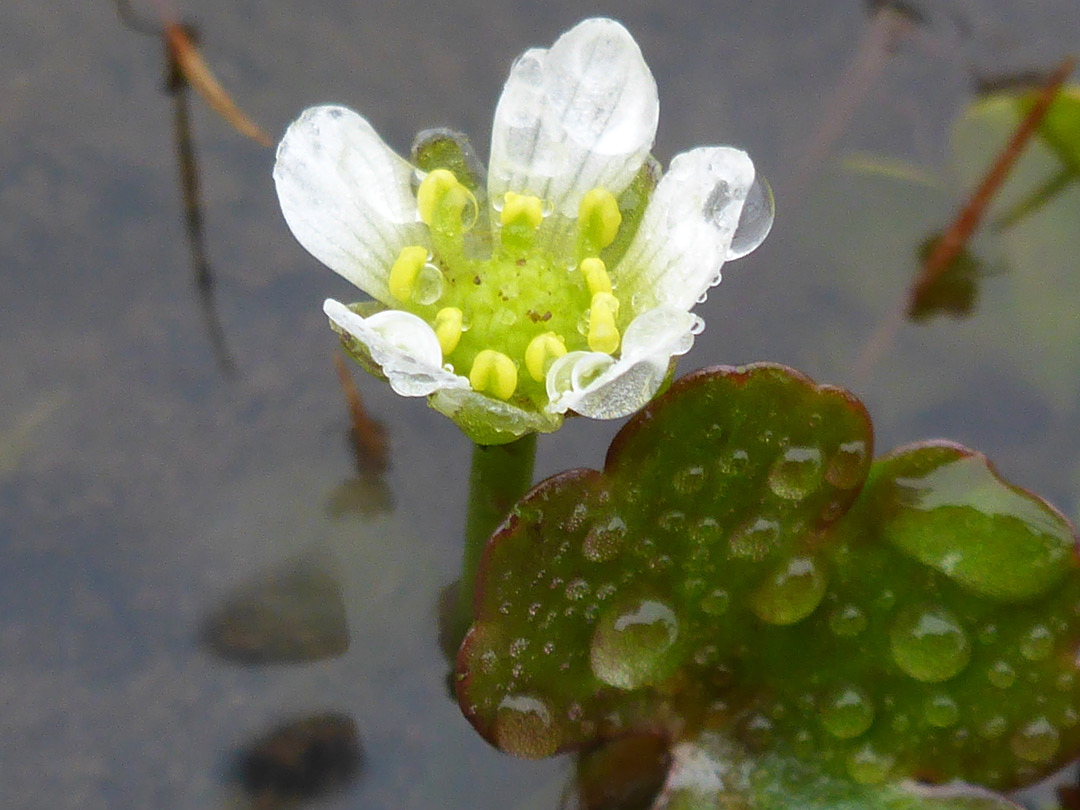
910;56;1076;311
334;353;389;474
164;23;272;147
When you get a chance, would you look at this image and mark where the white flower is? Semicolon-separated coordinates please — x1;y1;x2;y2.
274;17;772;445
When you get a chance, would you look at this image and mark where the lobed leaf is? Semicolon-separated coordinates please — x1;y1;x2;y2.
456;364;1080;794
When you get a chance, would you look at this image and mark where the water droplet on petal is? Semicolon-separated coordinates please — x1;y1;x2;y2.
821;686;874;739
767;446;824;500
411;263;445;305
1011;717;1059;763
727;174;774;260
590;598;679;689
494;694;561;758
750;556;827;625
889;606;970;683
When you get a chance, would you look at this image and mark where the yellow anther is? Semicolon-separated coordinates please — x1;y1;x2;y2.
388;245;430;302
588;292;621;354
434;307;464;355
417;169;460;226
580;257;612;297
470;349;518;400
578;187;622;250
525;332;568;382
417;169;477;233
500;192;545;230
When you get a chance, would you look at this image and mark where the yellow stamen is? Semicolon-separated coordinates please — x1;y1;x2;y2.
388;245;430;302
525;332;568;382
417;169;476;231
417;169;459;226
470;349;518;400
501;192;544;230
434;307;464;355
580;257;612;297
588;292;621;354
578;187;622;250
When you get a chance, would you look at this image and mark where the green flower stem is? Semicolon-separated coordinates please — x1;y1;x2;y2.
459;434;537;621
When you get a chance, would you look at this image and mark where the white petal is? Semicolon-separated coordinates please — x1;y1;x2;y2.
274;106;426;304
613;147;758;314
488;18;658;218
323;299;469;397
545;306;697;419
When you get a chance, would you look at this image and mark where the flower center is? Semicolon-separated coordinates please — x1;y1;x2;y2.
387;169;625;407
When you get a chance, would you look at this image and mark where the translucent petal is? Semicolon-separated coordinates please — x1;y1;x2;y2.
545;306;698;419
620;306;699;360
323;299;469;397
274;106;426;304
488;18;658;219
430;387;562;445
613;147;757;315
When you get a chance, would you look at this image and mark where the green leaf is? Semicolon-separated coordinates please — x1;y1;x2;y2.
1023;85;1080;177
458;363;873;756
456;365;1080;794
651;732;1022;810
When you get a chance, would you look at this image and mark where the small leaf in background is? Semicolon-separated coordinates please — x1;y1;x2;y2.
906;235;985;321
457;364;1080;796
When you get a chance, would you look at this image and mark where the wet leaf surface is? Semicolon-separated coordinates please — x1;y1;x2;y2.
457;365;1080;794
651;731;1022;810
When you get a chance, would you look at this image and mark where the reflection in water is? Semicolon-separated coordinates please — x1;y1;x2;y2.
325;353;393;517
203;562;349;664
790;3;922;194
114;1;275;374
167;40;238;376
233;713;363;808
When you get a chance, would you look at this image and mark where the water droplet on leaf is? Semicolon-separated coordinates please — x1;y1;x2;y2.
590;598;679;689
1011;717;1059;763
583;515;627;562
890;606;970;683
729;517;780;561
820;686;874;739
493;694;561;758
767;446;823;500
829;604;867;637
925;694;959;728
750;556;826;625
1021;625;1054;661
